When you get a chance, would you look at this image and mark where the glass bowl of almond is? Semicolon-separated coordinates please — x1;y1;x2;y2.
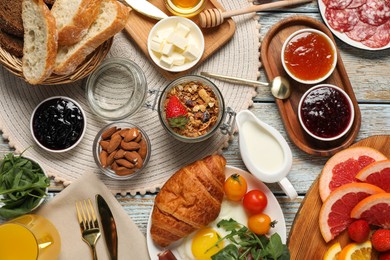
92;122;151;180
157;75;226;143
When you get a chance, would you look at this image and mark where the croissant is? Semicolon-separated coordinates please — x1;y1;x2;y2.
150;154;226;247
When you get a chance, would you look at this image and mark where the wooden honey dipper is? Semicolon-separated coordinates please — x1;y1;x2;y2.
199;0;313;28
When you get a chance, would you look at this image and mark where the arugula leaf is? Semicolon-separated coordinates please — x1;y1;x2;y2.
0;152;49;219
209;218;290;260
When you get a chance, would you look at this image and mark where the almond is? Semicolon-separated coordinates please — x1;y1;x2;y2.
107;134;122;153
101;126;117;140
121;141;140;151
106;150;117;166
124;151;139;164
111;161;119;171
134;132;143;143
124;128;139;142
132;152;143;169
116;159;135;169
99;150;108;168
138;139;148;159
99;140;110;151
114;149;126;159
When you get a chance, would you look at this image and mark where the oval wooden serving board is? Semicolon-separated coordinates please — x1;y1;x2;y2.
260;16;361;157
288;135;390;259
124;0;236;80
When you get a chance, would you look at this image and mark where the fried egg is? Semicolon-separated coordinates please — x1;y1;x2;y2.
175;200;248;260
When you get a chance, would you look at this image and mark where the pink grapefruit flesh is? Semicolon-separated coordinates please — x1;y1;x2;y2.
351;193;390;229
319;182;385;242
319;147;387;202
356;160;390;192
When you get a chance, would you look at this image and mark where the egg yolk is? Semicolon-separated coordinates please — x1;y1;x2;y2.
191;227;224;260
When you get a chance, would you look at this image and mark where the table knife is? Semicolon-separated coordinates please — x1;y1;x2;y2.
124;0;168;20
96;194;118;260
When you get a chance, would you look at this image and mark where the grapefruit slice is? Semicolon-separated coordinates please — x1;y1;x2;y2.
319;147;387;202
338;241;372;260
319;182;385;242
356;160;390;192
350;193;390;229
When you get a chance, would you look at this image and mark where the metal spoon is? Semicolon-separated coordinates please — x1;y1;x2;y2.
200;72;291;99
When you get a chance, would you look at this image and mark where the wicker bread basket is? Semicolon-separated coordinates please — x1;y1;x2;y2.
0;38;113;85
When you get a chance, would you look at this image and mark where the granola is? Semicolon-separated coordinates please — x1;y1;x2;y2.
164;80;220;138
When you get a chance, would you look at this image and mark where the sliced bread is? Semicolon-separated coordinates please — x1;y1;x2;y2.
0;0;24;37
0;29;24;57
51;0;103;46
53;0;130;75
22;0;58;84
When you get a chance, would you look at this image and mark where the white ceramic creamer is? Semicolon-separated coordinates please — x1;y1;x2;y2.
236;110;297;199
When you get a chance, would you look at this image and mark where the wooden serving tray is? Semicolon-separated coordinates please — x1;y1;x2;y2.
124;0;236;80
288;135;390;259
260;16;361;157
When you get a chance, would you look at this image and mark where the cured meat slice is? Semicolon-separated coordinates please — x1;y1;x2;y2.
358;0;390;26
345;20;377;41
328;0;353;9
347;0;366;9
362;20;390;48
325;8;359;32
386;0;390;7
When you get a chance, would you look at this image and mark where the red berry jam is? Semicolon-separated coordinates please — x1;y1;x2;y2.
32;98;85;150
300;86;352;139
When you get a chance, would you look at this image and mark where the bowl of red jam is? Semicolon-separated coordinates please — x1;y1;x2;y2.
30;96;87;153
281;28;337;85
298;84;354;141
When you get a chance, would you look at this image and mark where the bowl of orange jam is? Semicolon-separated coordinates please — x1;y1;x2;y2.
281;28;337;85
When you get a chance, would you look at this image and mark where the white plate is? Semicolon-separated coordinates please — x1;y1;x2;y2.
146;165;287;260
318;0;390;51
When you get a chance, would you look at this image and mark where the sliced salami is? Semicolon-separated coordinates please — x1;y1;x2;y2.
325;8;359;32
328;0;353;9
358;0;390;26
386;0;390;7
347;0;366;9
362;20;390;48
345;20;377;41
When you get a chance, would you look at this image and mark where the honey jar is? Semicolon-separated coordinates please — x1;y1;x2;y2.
164;0;207;17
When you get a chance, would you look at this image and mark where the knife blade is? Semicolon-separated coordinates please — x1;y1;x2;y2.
124;0;168;20
96;194;118;260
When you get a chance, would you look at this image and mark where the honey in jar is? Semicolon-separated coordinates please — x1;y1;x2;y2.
164;0;206;17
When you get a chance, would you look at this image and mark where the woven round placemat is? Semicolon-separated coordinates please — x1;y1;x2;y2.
0;0;260;195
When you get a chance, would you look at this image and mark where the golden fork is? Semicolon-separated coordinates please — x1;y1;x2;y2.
76;199;101;260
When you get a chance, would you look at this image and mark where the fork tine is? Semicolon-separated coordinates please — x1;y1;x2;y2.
76;201;86;230
87;198;99;228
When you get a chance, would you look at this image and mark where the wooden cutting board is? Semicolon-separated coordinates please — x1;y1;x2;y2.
124;0;236;80
288;135;390;259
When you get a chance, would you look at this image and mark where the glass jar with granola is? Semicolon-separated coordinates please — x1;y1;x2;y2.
158;75;226;142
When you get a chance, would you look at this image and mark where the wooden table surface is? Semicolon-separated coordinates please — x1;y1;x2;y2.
0;0;389;258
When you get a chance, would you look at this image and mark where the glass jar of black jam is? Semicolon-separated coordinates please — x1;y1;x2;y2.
30;96;87;152
298;84;354;141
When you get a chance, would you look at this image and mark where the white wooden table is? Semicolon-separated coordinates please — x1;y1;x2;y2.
0;0;389;254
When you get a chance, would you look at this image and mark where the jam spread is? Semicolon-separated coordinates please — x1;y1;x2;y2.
300;86;352;139
32;98;84;150
284;31;335;81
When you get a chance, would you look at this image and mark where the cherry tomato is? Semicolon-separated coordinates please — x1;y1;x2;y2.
223;174;248;201
243;189;268;215
248;213;273;235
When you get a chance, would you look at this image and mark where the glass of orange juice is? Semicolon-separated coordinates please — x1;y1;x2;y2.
0;214;61;260
164;0;207;17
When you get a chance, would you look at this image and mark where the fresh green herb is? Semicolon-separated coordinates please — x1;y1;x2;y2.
210;218;290;260
0;152;49;219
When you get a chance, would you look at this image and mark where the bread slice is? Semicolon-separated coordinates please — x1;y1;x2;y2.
51;0;103;46
53;0;130;75
0;29;24;57
0;0;24;37
22;0;58;85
